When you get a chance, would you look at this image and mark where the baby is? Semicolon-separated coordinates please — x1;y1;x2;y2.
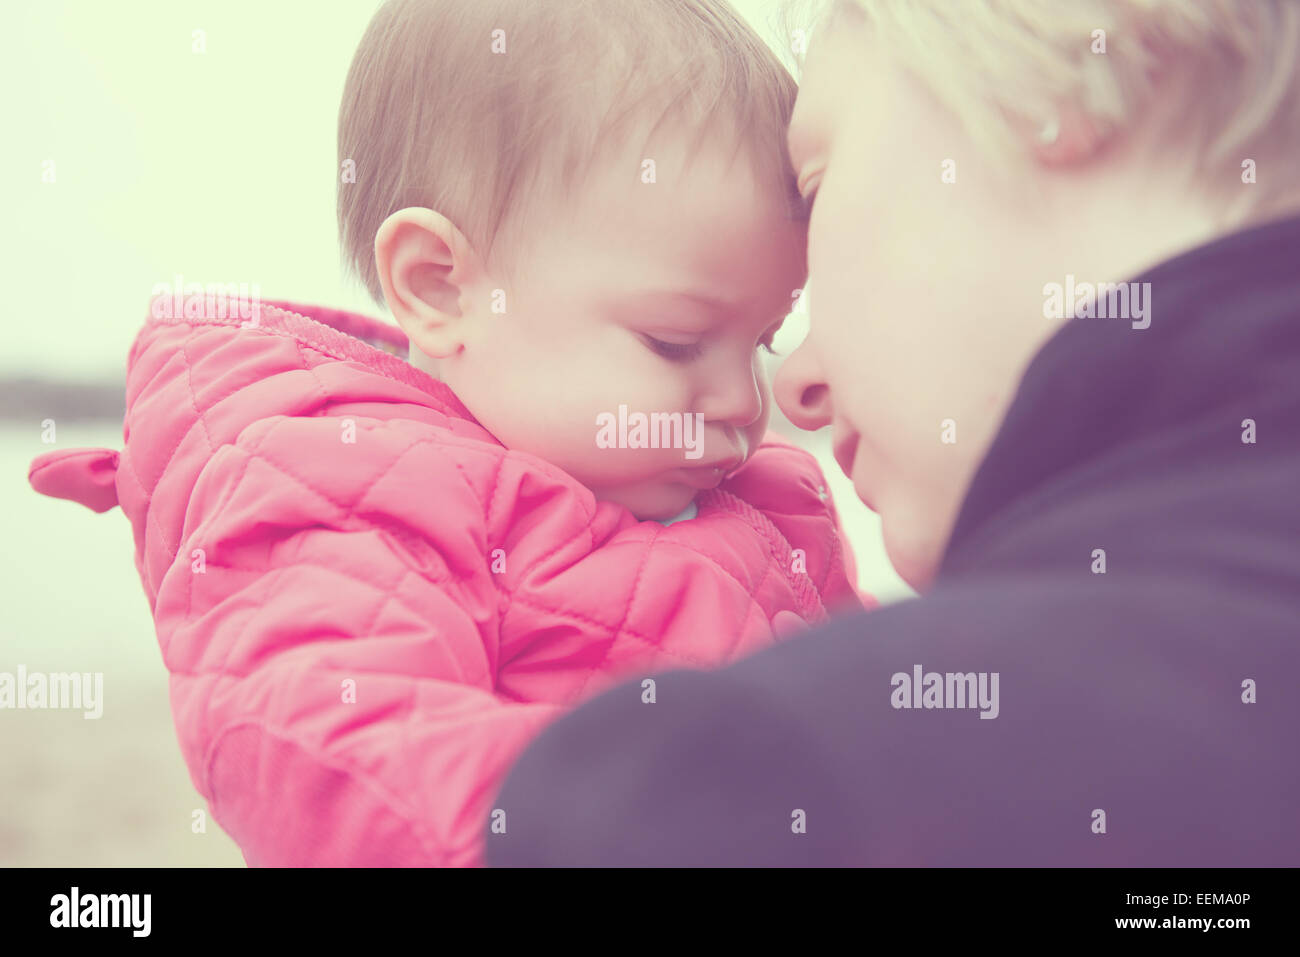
341;0;816;526
28;0;866;866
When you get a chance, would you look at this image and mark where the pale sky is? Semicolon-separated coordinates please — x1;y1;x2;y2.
2;0;800;379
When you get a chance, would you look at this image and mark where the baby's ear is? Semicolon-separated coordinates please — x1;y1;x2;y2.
374;207;484;358
1032;104;1109;168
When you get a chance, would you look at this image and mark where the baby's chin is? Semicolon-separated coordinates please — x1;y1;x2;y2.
591;477;698;522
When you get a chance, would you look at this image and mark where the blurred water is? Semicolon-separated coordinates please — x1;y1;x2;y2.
1;422;244;866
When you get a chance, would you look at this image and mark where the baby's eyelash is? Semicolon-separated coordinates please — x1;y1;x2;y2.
642;333;780;360
643;335;703;362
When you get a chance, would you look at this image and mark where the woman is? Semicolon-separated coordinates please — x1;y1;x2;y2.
486;0;1300;865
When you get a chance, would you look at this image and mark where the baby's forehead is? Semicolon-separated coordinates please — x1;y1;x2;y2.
339;0;802;307
566;121;805;226
545;185;806;327
572;134;806;300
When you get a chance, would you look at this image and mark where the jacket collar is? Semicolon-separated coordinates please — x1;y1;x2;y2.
139;296;481;426
942;212;1300;573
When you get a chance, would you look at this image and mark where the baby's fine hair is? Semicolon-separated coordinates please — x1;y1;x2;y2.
338;0;803;306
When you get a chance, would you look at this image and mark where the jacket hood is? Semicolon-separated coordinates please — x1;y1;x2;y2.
30;298;489;517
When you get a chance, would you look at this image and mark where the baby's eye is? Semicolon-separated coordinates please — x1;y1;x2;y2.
642;335;703;362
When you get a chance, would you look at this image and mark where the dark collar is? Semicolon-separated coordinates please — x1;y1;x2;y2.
941;213;1300;574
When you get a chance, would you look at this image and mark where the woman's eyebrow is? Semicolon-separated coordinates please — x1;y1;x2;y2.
787;105;823;173
787;121;806;171
786;120;817;219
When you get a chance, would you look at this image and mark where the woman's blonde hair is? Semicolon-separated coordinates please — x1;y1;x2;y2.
339;0;803;305
785;0;1300;213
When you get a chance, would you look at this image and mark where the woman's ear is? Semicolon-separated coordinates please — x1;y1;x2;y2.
374;207;485;358
1032;104;1110;167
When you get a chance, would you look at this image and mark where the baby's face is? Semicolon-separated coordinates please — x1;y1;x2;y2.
443;131;808;520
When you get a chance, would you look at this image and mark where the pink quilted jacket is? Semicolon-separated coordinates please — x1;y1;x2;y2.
28;299;867;867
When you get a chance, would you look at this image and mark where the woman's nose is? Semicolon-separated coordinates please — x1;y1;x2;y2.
774;341;834;431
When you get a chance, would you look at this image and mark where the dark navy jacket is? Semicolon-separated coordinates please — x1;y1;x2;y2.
486;214;1300;866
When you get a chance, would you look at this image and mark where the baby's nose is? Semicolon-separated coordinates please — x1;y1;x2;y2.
698;367;764;430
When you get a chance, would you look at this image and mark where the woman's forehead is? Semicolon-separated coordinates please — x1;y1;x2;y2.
788;14;875;164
